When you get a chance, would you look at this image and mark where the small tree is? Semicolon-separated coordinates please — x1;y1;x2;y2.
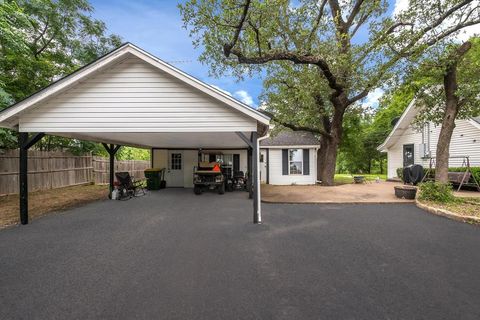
0;0;121;151
414;39;480;183
180;0;480;185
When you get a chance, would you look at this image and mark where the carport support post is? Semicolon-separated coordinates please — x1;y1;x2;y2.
102;143;122;197
252;132;260;224
247;148;252;199
19;132;45;225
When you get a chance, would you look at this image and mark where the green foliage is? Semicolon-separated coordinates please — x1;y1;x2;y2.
418;181;455;203
0;0;121;152
116;147;150;161
413;38;480;127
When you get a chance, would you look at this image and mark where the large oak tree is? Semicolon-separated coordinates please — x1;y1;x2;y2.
180;0;480;185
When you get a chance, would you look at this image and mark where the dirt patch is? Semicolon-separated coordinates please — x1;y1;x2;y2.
0;184;108;228
261;181;414;203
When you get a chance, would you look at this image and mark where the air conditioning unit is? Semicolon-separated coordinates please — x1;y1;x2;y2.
419;143;431;158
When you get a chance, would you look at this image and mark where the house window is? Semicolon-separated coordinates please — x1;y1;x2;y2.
170;153;182;170
289;149;303;175
260;154;264;163
403;144;414;167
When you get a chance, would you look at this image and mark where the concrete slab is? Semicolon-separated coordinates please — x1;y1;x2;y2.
261;181;414;203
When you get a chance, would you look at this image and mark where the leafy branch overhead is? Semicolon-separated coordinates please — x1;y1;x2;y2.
180;0;480;107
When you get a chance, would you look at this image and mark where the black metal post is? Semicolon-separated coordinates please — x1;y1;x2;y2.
266;148;270;185
18;132;45;225
19;133;29;225
247;148;252;199
252;132;259;224
102;143;121;197
109;144;115;194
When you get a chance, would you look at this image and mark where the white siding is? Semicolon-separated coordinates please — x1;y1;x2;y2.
19;55;257;133
266;148;317;185
387;119;480;178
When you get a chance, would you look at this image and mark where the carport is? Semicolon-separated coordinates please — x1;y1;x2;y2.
0;43;269;225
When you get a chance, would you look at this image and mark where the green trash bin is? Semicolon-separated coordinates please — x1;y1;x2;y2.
144;168;166;190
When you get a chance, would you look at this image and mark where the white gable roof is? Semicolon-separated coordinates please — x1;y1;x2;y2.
378;97;480;151
0;43;269;128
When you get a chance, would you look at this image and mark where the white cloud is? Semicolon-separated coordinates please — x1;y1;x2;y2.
234;90;255;106
362;88;384;110
392;0;408;17
209;85;256;107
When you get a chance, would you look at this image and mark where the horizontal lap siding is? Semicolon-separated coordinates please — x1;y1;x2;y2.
268;148;317;185
387;120;480;178
428;120;480;167
19;56;257;132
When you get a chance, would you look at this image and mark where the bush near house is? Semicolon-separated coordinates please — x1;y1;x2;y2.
396;167;480;184
417;181;456;203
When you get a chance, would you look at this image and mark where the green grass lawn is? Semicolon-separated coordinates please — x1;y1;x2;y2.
334;173;387;185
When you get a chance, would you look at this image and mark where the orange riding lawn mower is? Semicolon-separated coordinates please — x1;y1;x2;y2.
193;157;248;195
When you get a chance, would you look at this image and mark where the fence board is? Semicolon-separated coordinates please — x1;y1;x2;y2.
0;150;150;195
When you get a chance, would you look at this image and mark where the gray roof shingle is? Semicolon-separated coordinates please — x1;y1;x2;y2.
260;130;320;147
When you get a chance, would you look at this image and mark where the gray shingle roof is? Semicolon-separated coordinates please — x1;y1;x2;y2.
260;130;320;147
473;116;480;124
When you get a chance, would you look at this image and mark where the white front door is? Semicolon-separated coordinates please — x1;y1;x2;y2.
167;151;184;187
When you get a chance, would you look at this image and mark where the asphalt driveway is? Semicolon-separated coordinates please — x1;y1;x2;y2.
1;189;479;319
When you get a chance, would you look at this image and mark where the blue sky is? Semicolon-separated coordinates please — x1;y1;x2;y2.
89;0;262;107
89;0;477;110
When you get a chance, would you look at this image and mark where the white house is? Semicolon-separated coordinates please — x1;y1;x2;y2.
378;98;480;179
260;131;320;185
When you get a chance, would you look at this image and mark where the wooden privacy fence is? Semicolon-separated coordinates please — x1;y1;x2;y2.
92;156;150;184
0;150;150;196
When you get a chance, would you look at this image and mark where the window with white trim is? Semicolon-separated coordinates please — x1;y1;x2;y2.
289;149;303;175
170;153;182;170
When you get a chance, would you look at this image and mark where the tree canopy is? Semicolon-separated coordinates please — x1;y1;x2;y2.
0;0;134;157
180;0;480;184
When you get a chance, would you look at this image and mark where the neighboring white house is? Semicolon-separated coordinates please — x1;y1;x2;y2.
260;131;320;185
378;98;480;179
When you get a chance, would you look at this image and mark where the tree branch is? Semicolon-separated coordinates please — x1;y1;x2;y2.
307;0;328;50
346;0;365;29
223;0;252;57
229;48;344;94
260;110;332;138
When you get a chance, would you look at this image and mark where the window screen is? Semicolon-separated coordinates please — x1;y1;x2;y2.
289;149;303;175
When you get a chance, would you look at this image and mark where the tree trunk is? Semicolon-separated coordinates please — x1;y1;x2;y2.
435;65;460;183
317;136;329;182
319;107;345;186
435;41;471;183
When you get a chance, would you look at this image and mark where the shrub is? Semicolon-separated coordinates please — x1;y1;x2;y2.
418;181;455;203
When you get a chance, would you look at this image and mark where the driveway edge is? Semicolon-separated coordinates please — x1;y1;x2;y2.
261;199;414;204
415;199;480;225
